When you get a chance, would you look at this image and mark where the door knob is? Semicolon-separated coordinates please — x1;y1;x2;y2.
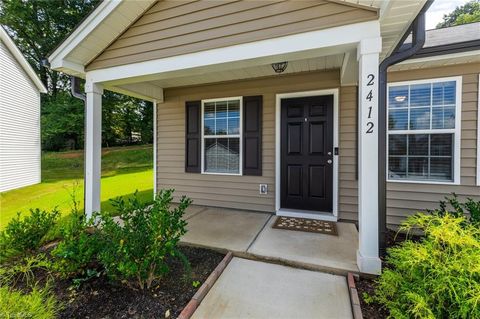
327;159;332;164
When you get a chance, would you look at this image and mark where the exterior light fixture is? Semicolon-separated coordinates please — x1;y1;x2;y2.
271;61;288;73
395;96;406;102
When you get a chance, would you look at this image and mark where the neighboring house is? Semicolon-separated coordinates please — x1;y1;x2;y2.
48;0;480;274
0;26;47;192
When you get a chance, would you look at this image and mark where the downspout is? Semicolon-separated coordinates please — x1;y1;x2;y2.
378;0;433;254
70;76;87;210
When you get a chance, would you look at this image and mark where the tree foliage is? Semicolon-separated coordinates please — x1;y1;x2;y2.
0;0;99;95
0;0;154;151
437;0;480;28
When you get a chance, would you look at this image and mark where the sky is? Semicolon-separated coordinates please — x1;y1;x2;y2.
425;0;470;29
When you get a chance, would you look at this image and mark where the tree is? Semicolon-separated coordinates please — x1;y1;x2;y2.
41;91;85;151
436;0;480;28
1;0;154;151
0;0;99;96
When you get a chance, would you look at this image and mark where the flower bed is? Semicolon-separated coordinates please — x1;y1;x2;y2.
0;189;227;319
7;246;224;319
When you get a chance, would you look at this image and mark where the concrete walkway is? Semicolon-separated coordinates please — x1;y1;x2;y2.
191;257;353;319
181;206;359;274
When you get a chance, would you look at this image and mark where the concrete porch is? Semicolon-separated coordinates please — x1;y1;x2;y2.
180;205;359;274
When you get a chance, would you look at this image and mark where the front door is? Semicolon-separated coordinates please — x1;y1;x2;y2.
280;95;334;212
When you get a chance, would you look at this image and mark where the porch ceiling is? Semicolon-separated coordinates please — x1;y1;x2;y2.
140;54;345;89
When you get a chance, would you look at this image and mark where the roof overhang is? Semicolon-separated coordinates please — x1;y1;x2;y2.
1;26;47;93
48;0;156;78
49;0;427;80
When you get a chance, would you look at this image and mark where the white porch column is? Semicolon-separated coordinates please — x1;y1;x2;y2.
84;82;103;219
357;37;382;275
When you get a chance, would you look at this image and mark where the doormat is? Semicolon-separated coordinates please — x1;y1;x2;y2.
272;216;338;236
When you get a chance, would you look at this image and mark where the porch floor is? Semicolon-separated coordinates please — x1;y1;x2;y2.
181;206;359;274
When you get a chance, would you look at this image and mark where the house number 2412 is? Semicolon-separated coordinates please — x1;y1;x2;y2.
365;74;375;134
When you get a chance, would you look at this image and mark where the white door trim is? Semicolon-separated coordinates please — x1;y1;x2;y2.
275;89;339;221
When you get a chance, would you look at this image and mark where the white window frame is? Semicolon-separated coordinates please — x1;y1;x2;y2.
387;76;462;185
201;96;243;176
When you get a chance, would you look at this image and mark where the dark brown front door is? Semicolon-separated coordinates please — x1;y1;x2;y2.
280;95;334;212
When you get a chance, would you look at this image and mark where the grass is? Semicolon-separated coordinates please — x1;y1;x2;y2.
0;145;153;229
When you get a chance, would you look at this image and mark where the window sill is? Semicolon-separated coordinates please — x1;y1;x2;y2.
201;171;242;176
387;179;460;186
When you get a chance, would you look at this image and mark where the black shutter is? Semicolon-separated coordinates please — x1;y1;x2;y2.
185;101;201;173
243;96;263;176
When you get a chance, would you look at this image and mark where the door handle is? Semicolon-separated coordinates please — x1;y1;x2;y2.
327;159;332;164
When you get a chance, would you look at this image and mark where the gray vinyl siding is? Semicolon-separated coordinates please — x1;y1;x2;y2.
0;40;41;192
157;71;349;213
386;63;480;227
87;0;377;70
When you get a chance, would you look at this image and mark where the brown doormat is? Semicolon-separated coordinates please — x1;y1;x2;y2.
272;216;338;236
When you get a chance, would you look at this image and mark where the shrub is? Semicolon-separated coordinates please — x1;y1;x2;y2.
0;285;60;319
429;193;480;226
96;189;190;289
51;209;100;277
0;208;59;260
370;213;480;319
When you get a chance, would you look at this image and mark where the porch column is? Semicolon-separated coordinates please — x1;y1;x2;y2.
356;37;382;274
84;82;103;219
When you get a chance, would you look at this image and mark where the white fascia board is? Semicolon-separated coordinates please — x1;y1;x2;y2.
0;27;47;93
48;0;122;66
397;50;480;65
50;59;86;77
86;20;381;85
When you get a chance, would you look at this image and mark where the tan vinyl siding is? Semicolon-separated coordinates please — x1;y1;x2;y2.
87;0;377;70
338;86;358;221
386;63;480;227
157;70;347;213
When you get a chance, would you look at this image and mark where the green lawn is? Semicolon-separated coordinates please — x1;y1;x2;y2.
0;145;153;228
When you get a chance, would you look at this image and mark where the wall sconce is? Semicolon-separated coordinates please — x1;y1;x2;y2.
271;61;288;73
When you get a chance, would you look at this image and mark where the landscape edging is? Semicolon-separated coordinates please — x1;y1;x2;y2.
177;251;233;319
347;272;363;319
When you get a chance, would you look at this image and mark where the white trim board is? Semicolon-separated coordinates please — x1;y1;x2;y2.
275;89;339;221
386;76;463;185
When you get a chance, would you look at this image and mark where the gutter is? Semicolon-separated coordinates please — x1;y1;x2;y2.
70;76;87;211
378;0;434;254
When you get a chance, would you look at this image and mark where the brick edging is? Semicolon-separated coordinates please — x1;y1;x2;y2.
347;273;363;319
178;251;233;319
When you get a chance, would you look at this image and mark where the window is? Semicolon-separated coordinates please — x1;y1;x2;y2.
202;97;242;174
387;77;461;183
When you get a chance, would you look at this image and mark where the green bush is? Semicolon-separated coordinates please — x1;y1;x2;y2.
370;213;480;319
0;208;59;260
51;209;100;277
96;189;190;289
0;285;60;319
429;193;480;226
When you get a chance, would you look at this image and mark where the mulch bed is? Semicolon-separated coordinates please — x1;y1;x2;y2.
355;228;423;318
11;246;224;319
